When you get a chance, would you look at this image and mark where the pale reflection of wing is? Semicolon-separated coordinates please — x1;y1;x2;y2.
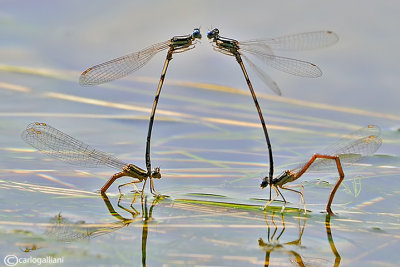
45;214;128;242
79;40;171;86
241;53;282;95
240;30;339;51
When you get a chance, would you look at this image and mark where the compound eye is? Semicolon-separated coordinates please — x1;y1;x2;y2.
208;28;219;36
260;179;268;188
207;28;218;39
193;28;202;39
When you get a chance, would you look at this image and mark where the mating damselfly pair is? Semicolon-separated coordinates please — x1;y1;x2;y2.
22;122;382;215
22;28;381;214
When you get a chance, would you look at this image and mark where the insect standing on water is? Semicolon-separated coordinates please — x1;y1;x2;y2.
80;29;202;195
207;28;339;197
260;125;382;215
22;122;160;195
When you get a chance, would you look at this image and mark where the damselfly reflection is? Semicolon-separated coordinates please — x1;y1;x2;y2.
259;211;340;266
259;211;307;266
20;195;144;253
102;193;159;267
325;215;341;266
21;122;161;195
260;125;382;215
80;29;202;182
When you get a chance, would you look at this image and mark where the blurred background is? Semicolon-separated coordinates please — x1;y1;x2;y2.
1;0;399;266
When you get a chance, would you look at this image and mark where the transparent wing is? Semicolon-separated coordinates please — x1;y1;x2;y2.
293;125;382;173
241;53;282;95
238;42;275;56
240;30;339;51
239;46;322;78
321;125;382;156
22;122;127;170
79;40;171;86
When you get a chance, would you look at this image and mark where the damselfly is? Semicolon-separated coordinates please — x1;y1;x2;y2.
260;125;382;215
21;122;161;195
80;29;202;184
207;28;338;191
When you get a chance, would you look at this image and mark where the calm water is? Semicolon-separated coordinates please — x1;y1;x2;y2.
1;1;400;266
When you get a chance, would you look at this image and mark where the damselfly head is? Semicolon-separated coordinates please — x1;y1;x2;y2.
207;28;219;39
192;28;202;39
260;176;270;188
260;170;291;188
152;167;161;179
261;175;274;201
